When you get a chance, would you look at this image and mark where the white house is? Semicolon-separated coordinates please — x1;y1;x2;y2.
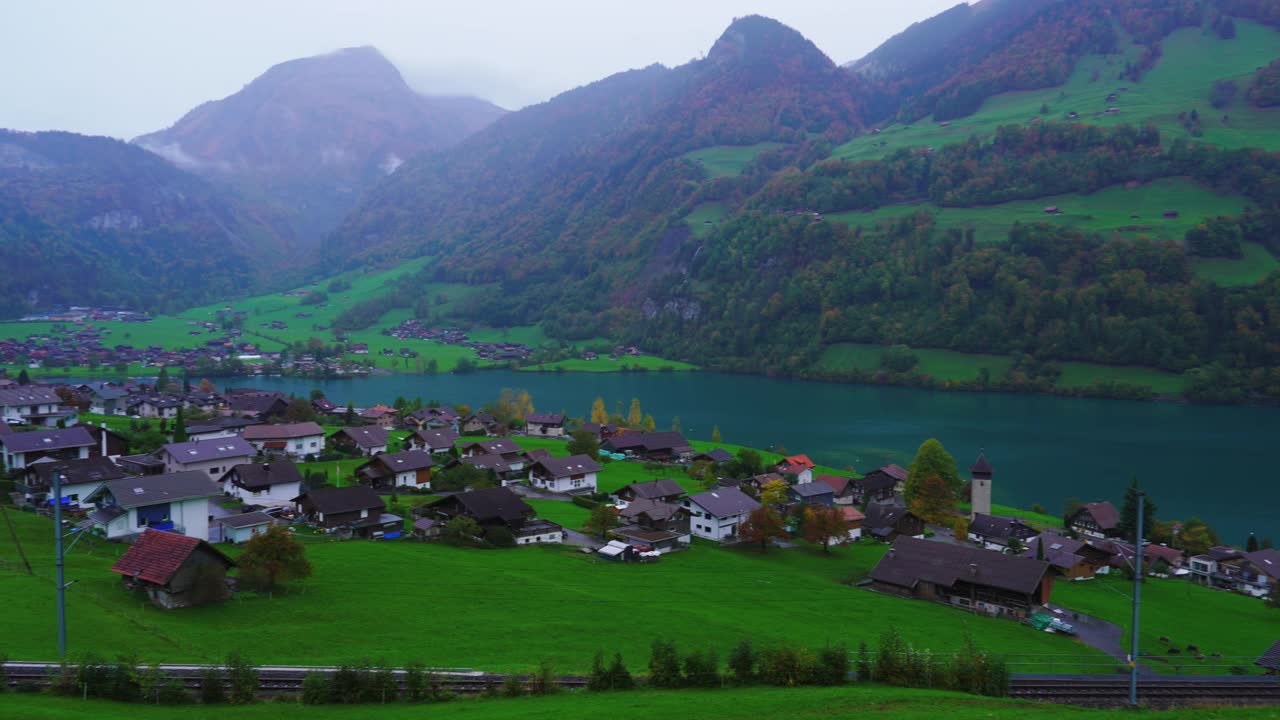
0;386;67;427
242;422;325;459
524;413;566;438
527;455;600;493
683;487;761;542
215;511;275;544
20;456;126;508
0;427;94;470
86;472;221;541
220;461;303;506
161;437;255;478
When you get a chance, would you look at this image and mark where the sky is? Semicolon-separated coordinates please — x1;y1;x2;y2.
1;0;962;140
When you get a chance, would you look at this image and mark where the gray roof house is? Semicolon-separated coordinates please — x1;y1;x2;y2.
0;426;95;470
683;487;761;543
86;471;222;541
161;437;255;476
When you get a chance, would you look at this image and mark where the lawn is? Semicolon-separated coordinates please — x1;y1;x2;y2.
524;499;591;530
6;687;1280;720
0;511;1104;673
1191;242;1280;286
682;143;784;178
816;343;1014;383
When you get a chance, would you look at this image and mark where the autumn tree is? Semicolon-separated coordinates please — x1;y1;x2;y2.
590;397;608;425
905;438;960;501
908;474;958;525
237;525;313;591
628;398;643;428
642;415;656;432
671;416;681;433
740;506;786;551
584;505;621;539
1176;517;1220;556
199;378;217;394
759;479;790;507
803;506;848;553
711;425;722;443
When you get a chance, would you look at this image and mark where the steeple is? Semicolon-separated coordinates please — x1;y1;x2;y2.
969;449;992;519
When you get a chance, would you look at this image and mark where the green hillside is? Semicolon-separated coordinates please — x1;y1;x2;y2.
683;142;785;178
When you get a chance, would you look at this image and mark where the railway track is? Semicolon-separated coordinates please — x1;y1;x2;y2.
1009;675;1280;707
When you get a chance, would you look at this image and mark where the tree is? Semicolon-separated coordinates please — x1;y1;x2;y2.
1247;534;1259;552
642;415;656;432
1176;517;1220;556
727;640;756;685
711;425;722;443
344;402;356;426
905;439;960;501
199;378;217;394
172;408;188;443
627;398;643;428
671;416;681;433
908;474;958;525
283;398;316;423
1117;478;1157;541
567;430;600;460
648;640;682;689
16;368;30;385
155;367;171;393
590;397;608;425
584;505;621;539
803;506;847;553
1006;537;1026;555
237;525;312;591
443;516;482;545
759;479;789;507
740;506;786;551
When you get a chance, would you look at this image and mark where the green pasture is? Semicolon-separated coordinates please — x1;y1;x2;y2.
1191;242;1280;286
816;344;1014;383
686;202;727;237
1055;363;1187;395
683;142;784;178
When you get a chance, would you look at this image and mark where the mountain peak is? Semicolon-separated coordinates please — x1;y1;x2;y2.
707;15;834;72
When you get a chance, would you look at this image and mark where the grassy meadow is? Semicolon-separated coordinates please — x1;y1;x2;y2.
1191;242;1280;286
686;201;727;237
683;142;784;178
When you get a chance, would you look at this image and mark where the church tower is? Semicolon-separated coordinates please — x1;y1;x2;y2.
969;450;993;519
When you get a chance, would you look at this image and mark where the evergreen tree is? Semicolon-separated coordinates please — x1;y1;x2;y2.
642;414;656;432
172;408;188;443
155;366;170;393
1117;478;1157;541
345;401;356;426
1247;534;1259;552
16;368;30;385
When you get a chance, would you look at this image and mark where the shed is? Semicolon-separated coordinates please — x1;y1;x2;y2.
110;529;235;609
216;511;274;544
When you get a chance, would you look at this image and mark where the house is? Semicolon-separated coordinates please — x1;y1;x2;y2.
403;407;459;431
461;412;504;436
294;486;401;538
527;454;600;493
356;450;436;490
183;392;224;415
1257;639;1280;674
412;517;441;540
359;405;397;428
160;437;255;477
215;511;275;544
330;427;390;457
0;386;66;426
690;448;733;465
456;454;523;485
602;431;693;462
110;529;235;608
409;428;460;454
1189;546;1276;597
86;471;222;541
683;487;760;542
863;503;925;542
817;475;858;505
615;478;686;505
85;385;129;415
852;465;908;504
869;536;1053;619
242;422;325;459
227;392;288;421
1022;533;1113;580
76;423;129;458
775;454;815;484
132;396;183;419
312;398;338;416
580;422;619;442
19;456;126;507
0;427;95;470
1247;549;1280;593
458;439;527;470
221;462;303;506
967;514;1040;551
1067;501;1121;539
789;482;834;507
186;424;238;442
524;413;566;438
614;498;690;553
840;506;865;542
426;487;563;545
1096;540;1186;573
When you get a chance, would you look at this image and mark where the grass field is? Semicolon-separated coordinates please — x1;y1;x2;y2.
7;687;1280;720
1191;242;1280;286
683;143;785;178
816;343;1014;383
1055;363;1187;395
520;357;699;373
830;20;1280;164
826;178;1252;246
686;202;727;237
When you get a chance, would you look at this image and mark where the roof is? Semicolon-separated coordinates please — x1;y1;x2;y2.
817;475;852;494
791;482;834;498
1075;501;1120;530
432;487;532;524
217;511;274;529
163;437;255;464
375;449;438;472
882;464;908;481
462;438;521;455
243;422;325;440
335;426;390;449
871;536;1050;595
460;454;515;472
619;498;682;523
1257;639;1280;672
98;472;222;508
1247;549;1280;580
970;452;992;475
858;467;904;492
297;485;384;515
687;487;760;518
603;431;692;454
693;448;733;463
525;413;565;425
1022;533;1090;571
0;387;61;406
226;461;303;490
228;394;285;414
0;426;95;454
413;428;459;447
969;513;1035;541
863;503;919;530
840;506;866;522
533;454;602;477
781;454;815;471
27;456;127;487
110;529;233;586
623;479;685;500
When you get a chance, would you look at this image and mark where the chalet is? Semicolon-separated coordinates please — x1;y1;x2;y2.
869;536;1053;619
852;465;907;504
789;482;834;507
1257;639;1280;674
0;386;67;427
1022;533;1113;580
617;498;689;541
404;407;459;430
1189;546;1277;597
683;487;760;543
775;454;815;484
426;487;563;545
461;412;504;436
615;478;685;505
227;393;288;421
1096;540;1186;573
86;471;222;541
580;422;619;442
690;448;733;465
160;437;255;477
215;511;275;544
330;427;390;457
841;506;865;542
459;439;526;467
863;503;925;542
19;455;125;507
186;424;238;442
110;529;235;609
817;475;859;505
602;431;693;462
85;385;129;415
453;454;522;485
294;486;401;538
0;427;94;470
356;450;436;490
528;454;600;493
409;428;460;454
359;405;397;428
130;395;183;419
243;422;325;459
524;412;566;438
1067;502;1120;539
183;392;223;415
221;462;303;506
967;514;1040;551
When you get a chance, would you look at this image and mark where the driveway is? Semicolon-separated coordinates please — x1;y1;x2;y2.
1041;602;1143;671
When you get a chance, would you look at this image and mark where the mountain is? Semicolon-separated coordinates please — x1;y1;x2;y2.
135;46;506;244
0;130;292;317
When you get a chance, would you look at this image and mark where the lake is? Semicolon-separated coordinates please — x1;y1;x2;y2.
229;371;1278;540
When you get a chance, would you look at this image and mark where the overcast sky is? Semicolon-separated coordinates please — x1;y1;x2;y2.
1;0;961;140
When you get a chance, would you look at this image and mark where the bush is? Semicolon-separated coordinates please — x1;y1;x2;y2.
682;649;721;688
607;653;634;691
648;639;682;688
529;659;558;696
815;644;848;686
301;673;328;705
572;495;601;510
501;674;524;698
158;680;193;704
483;525;515;548
199;666;226;704
225;652;257;705
856;641;872;681
758;645;818;687
727;639;757;686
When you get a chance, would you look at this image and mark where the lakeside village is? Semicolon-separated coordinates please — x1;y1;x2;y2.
1;377;1278;668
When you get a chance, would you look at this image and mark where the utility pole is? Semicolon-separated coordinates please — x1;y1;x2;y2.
54;469;67;658
1129;491;1144;708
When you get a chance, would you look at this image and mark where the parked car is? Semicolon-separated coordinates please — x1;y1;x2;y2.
5;417;28;426
1049;618;1077;635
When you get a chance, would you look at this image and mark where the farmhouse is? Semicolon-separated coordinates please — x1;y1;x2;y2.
227;392;287;422
85;384;129;415
459;439;525;465
580;422;619;442
852;465;907;504
524;412;566;437
1022;533;1113;580
863;503;925;541
615;478;685;505
221;461;303;506
404;407;459;430
527;454;600;493
0;427;94;470
330;427;390;457
0;386;68;426
359;405;397;428
356;449;436;490
967;513;1039;551
602;431;693;462
19;455;126;507
242;422;325;459
690;448;733;465
869;536;1053;619
817;475;858;505
86;472;222;541
616;497;689;546
110;529;236;609
215;511;275;544
294;485;401;538
461;412;504;436
409;428;460;454
775;454;815;484
161;437;255;477
1067;501;1120;539
76;422;129;458
426;487;564;545
683;487;760;542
